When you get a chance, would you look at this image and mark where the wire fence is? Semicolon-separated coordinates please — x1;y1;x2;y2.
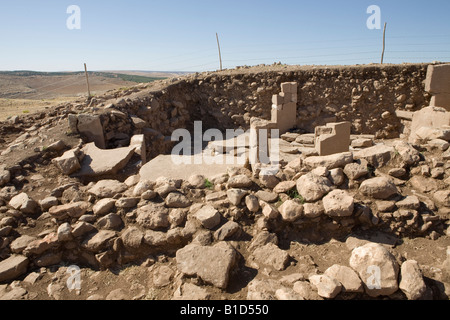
1;33;449;100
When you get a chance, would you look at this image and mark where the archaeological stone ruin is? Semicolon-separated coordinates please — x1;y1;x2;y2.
0;63;450;300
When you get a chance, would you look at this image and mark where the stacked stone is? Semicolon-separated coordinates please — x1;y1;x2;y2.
271;82;298;135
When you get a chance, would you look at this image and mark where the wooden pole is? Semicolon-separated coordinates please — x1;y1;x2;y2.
84;63;91;99
381;23;387;64
216;33;223;71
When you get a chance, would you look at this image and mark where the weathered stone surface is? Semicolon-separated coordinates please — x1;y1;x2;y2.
349;243;399;297
10;235;37;254
188;174;206;189
133;180;155;197
296;173;333;202
353;144;395;167
324;264;363;293
214;221;240;241
57;223;72;242
88;180;128;199
49;202;90;219
433;190;450;207
273;181;296;193
173;282;211;300
82;230;116;252
227;175;253;189
247;279;284;300
328;168;345;186
165;192;191;208
39;197;59;211
323;190;354;217
176;242;236;289
393;141;421;166
279;200;303;222
255;190;279;203
309;274;342;299
0;167;11;187
227;189;248;206
399;260;427;300
252;243;290;271
245;195;260;213
259;174;280;189
136;203;170;230
193;205;221;229
9;193;38;215
396;196;421;210
71;222;96;238
52;149;82;175
23;233;59;256
97;213;122;230
121;227;144;249
262;203;279;219
343;162;369;180
77;143;135;177
115;197;139;209
359;177;398;199
76;114;106;149
409;176;439;193
304;152;353;170
303;202;325;218
0;255;29;283
92;198;116;216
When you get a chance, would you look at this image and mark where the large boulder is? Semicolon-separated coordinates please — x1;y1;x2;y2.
303;152;353;170
349;243;400;297
359;177;398;200
296;173;333;202
176;242;237;289
323;190;354;217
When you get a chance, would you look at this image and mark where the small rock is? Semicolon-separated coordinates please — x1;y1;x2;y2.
399;260;427;300
227;189;248;206
88;180;128;199
214;221;240;241
309;274;342;299
97;213;122;230
9;193;38;215
165;192;191;208
39;197;59;211
245;195;260;213
194;205;221;229
136;203;169;230
92;198;116;216
255;190;279;203
57;223;72;242
227;175;252;189
0;255;29;283
324;264;363;293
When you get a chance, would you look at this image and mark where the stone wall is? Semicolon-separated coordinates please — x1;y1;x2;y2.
97;64;431;159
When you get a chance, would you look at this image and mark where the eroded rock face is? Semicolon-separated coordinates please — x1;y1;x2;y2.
176;242;237;289
349;243;400;297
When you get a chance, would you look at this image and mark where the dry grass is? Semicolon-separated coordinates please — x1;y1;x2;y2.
0;97;78;121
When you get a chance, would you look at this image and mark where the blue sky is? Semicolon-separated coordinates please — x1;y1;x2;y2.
0;0;449;72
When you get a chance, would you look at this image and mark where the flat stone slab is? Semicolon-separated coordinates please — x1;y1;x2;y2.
139;154;245;182
76;143;135;177
0;255;29;283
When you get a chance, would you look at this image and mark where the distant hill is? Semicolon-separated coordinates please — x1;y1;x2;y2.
0;70;174;100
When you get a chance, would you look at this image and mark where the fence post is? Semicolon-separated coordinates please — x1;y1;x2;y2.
216;33;223;71
84;63;91;99
381;23;387;64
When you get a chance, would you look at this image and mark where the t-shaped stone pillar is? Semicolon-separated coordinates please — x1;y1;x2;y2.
271;82;298;134
425;64;450;111
314;122;351;156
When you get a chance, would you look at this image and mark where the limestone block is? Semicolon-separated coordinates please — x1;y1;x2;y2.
315;122;351;156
